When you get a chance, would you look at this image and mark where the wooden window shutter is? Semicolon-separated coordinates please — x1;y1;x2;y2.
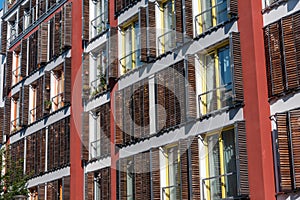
63;3;72;49
39;0;46;17
293;12;300;78
100;167;111;200
150;148;160;200
82;53;90;102
115;90;124;146
143;81;150;137
148;2;156;59
64;58;72;103
179;139;189;199
139;7;147;62
83;0;89;41
63;176;71;200
81;111;89;161
48;126;54;170
85;172;94;200
41;129;46;173
189;137;201;199
19;6;24;35
115;0;122;15
227;0;238;17
35;77;44;120
54;12;62;56
235;121;249;196
282;16;299;90
65;117;70;164
119;158;128;199
229;32;244;103
59;120;65;166
21;39;27;78
155;72;166;131
54;122;60;168
174;61;186;126
19;85;29;126
269;22;285;96
134;153;142;199
37;22;48;65
36;131;41;173
264;27;273;97
38;184;45;200
109;27;119;79
175;0;183;44
124;86;133;144
1;21;7;54
184;0;193;38
100;103;111;157
6;51;13;94
4;97;11;136
186;55;197;120
44;71;51;115
133;81;141;140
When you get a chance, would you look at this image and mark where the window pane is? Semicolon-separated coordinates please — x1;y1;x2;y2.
127;161;134;200
218;46;231;87
134;21;142;67
125;27;132;70
205;54;215;113
201;0;213;31
216;0;228;24
168;146;180;199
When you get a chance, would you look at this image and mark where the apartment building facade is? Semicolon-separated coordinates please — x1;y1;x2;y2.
0;0;300;199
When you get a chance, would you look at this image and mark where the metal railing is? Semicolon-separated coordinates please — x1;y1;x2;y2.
162;185;181;200
90;12;108;39
119;49;142;73
198;83;233;116
12;66;22;85
194;0;228;36
157;30;176;55
90;76;107;96
201;172;236;200
10;117;20;132
51;92;64;110
8;24;17;46
91;139;101;159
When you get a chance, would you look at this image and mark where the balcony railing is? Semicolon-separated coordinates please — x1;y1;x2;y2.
119;49;142;73
51;92;64;110
194;0;228;36
10;117;21;132
90;12;108;39
12;66;22;85
91;139;101;159
162;185;181;200
8;25;17;46
198;83;233;116
90;76;107;97
201;172;237;200
157;30;176;55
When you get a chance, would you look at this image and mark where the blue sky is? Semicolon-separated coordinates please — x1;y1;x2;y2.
0;0;3;10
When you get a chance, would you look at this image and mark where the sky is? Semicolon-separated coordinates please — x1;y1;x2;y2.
0;0;3;10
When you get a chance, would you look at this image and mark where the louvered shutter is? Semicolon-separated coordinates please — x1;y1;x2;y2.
230;32;244;103
55;122;60;168
54;12;61;56
36;77;44;120
282;16;299;90
63;3;72;49
63;176;70;200
26;135;33;174
143;81;150;137
85;172;94;200
175;0;183;44
184;0;193;38
47;180;59;200
19;6;24;35
269;22;284;96
39;0;46;17
48;126;54;170
124;86;133;144
6;52;13;94
186;56;196;119
235;121;249;196
115;0;122;14
190;137;201;199
294;12;300;77
228;0;238;17
81;112;89;161
156;71;166;131
139;7;147;62
82;53;90;102
83;0;89;41
133;81;141;140
37;22;48;65
115;90;123;146
134;154;142;199
179;139;189;199
151;148;160;200
38;184;45;200
109;27;119;78
19;85;29;126
0;108;3;144
41;129;46;172
44;71;51;115
148;2;156;59
64;58;71;104
36;130;42;173
21;39;27;78
4;97;11;136
264;27;273;97
1;21;7;54
101;167;111;200
119;158;128;200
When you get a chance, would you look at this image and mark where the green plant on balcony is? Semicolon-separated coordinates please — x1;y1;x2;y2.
44;100;52;110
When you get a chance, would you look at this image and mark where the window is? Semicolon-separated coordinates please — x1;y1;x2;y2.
158;0;175;54
29;85;37;123
126;159;134;200
120;20;142;74
11;97;20;132
9;20;17;44
91;113;101;159
204;128;237;200
162;145;181;200
195;0;228;35
90;0;108;38
199;44;232;115
51;70;64;111
12;51;21;85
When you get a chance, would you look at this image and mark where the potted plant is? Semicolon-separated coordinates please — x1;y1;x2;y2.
44;100;52;110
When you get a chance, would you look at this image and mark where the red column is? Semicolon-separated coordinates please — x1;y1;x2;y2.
69;0;84;199
238;0;275;199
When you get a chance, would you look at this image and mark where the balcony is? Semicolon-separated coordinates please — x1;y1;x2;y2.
158;30;176;55
162;185;181;200
12;65;21;85
198;83;233;116
90;76;107;97
194;0;228;36
10;117;21;133
51;92;64;111
119;49;142;74
90;139;101;159
90;12;108;39
8;24;17;46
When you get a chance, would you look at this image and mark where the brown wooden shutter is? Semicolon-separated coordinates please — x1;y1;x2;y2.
115;90;123;146
115;0;122;15
47;180;59;200
38;184;45;200
190;137;201;199
4;97;11;136
151;148;160;200
294;12;300;78
148;2;156;59
63;176;71;200
82;111;89;161
100;103;111;157
44;71;51;115
48;126;54;170
1;21;7;54
85;172;94;200
143;81;150;137
228;0;238;17
134;153;142;199
179;139;189;199
41;129;46;173
21;39;27;78
39;0;46;17
282;16;299;90
132;81;141;140
60;119;65;165
264;27;273;97
54;12;61;56
83;0;89;41
109;27;119;79
186;55;197;119
63;3;72;49
64;58;71;104
175;0;183;44
6;51;13;94
82;53;90;102
19;6;24;35
184;0;193;38
139;7;147;62
230;32;244;103
156;71;166;131
119;158;128;200
100;167;111;200
235;121;249;196
37;22;48;65
124;86;133;144
19;85;29;126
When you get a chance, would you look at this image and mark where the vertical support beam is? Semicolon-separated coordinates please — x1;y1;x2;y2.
238;0;275;199
70;0;84;199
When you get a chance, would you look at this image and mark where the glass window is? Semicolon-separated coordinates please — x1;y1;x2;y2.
126;160;134;200
167;146;180;199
